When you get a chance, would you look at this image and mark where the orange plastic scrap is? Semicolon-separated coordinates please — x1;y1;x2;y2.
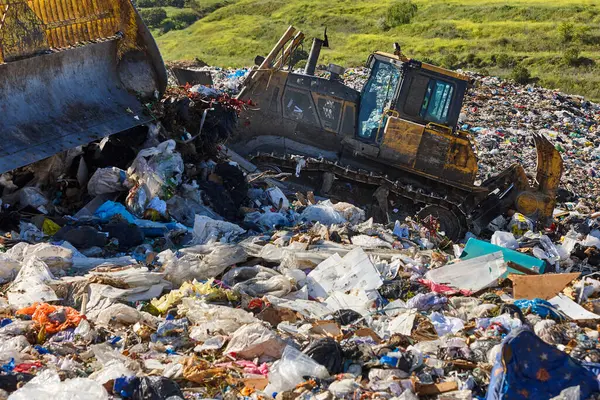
17;303;85;335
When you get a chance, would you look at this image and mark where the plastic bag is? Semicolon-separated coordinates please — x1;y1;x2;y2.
424;252;506;293
7;257;58;307
264;345;329;394
307;247;383;299
222;266;293;297
19;222;43;242
192;215;245;245
89;360;133;385
127;140;184;201
0;336;30;363
162;244;248;287
87;167;129;196
224;322;285;359
94;201;136;223
332;202;365;225
96;304;141;327
491;231;518;250
18;187;48;211
508;213;533;238
300;200;346;225
266;187;290;210
16;303;85;334
303;338;343;374
114;376;184;400
151;280;237;313
183;299;258;342
351;235;393;249
0;254;21;284
244;210;291;231
429;312;465;336
8;369;109;400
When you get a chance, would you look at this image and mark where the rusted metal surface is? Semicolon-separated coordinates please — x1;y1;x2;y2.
0;0;167;174
0;0;140;62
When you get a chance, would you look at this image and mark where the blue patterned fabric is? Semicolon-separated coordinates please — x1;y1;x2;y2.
486;328;599;400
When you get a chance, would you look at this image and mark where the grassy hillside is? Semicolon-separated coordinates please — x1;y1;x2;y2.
148;0;600;100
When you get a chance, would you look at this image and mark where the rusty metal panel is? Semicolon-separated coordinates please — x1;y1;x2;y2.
380;117;425;166
414;130;451;176
0;0;138;63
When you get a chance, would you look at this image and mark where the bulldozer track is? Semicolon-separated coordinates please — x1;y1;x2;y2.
251;153;470;236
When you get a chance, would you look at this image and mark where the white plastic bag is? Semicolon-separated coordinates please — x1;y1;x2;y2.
8;369;109;400
332;202;365;224
300;200;346;225
192;215;245;245
0;254;21;284
183;299;258;341
87;167;130;196
163;244;247;287
351;235;393;249
88;360;133;385
224;322;285;359
424;252;506;293
429;312;465;336
7;257;58;307
306;247;383;299
491;231;518;250
127;140;184;211
264;346;329;394
266;187;290;210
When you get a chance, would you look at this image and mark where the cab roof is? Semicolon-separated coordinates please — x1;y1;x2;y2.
373;51;471;82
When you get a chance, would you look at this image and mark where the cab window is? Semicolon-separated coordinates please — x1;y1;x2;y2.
419;79;454;124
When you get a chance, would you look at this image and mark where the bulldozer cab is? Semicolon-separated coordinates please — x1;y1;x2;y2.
357;52;469;143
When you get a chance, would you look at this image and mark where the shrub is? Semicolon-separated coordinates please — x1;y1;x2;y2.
385;0;418;28
171;10;199;29
161;19;176;33
136;0;160;7
511;65;531;84
496;53;515;68
558;22;574;43
441;54;459;69
139;7;167;28
562;47;581;66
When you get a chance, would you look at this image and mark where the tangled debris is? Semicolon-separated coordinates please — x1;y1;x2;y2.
0;70;599;400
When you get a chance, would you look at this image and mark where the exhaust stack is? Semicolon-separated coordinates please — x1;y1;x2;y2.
304;28;329;76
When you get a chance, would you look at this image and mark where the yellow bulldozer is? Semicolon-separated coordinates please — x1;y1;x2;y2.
231;26;564;239
0;8;562;241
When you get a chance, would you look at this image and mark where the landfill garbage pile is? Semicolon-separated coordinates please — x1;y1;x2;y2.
460;73;600;200
1;72;600;400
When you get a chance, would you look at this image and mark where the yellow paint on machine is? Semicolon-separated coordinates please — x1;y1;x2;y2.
381;117;424;166
0;0;139;63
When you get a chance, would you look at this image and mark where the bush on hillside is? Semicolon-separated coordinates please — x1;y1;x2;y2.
562;47;581;66
558;22;574;43
139;7;167;28
136;0;185;7
441;54;459;69
495;53;515;68
511;65;531;84
383;0;418;29
171;10;199;29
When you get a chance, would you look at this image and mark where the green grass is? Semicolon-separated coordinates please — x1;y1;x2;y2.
147;0;600;100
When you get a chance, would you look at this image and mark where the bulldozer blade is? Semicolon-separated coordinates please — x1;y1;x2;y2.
0;0;167;174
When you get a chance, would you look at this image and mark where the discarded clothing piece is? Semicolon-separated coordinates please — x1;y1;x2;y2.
486;329;600;400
